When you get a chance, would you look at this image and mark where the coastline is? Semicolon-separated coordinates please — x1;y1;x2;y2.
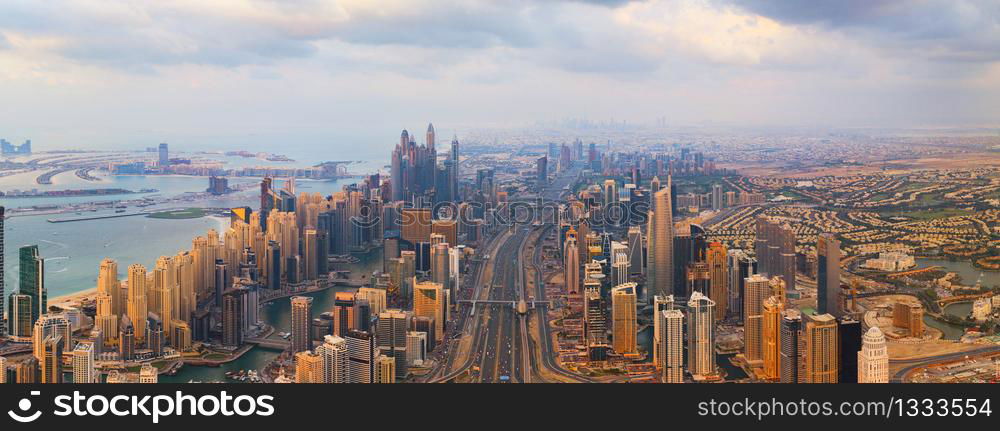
50;287;98;308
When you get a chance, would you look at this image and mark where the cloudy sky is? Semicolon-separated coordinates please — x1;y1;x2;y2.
0;0;998;153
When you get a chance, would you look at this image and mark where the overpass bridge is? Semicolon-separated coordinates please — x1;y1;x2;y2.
457;298;551;315
245;337;291;350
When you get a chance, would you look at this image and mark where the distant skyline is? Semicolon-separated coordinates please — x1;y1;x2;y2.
1;0;998;153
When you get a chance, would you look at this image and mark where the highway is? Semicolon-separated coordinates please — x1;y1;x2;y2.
428;163;587;383
890;345;1000;382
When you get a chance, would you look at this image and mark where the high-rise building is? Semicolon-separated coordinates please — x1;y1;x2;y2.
564;230;580;295
627;226;644;277
754;216;796;297
817;233;842;317
33;314;70;361
651;295;674;366
356;287;387;317
222;287;246;347
838;316;861;384
802;312;839;383
779;309;802;383
858;327;889;383
646;180;674;298
711;184;722;211
413;279;444;344
377;309;408;379
611;283;637;357
376;354;396;383
726;250;756;322
126;264;148;343
295;351;322;383
345;330;376;383
743;274;771;363
687;291;716;378
72;342;97;383
332;291;356;337
9;294;33;339
40;334;63;383
18;245;45;327
291;296;313;353
657;309;684;383
158;143;169;167
706;242;728;321
611;242;630;286
119;314;135;361
762;295;784;380
316;335;348;383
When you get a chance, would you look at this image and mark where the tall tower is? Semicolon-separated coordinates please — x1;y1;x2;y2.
611;283;637;356
316;335;347;383
858;326;888;383
706;242;728;321
413;279;444;344
803;312;839;383
686;291;716;378
564;231;580;295
817;233;842;317
646;179;674;298
126;264;148;343
762;295;784;380
97;258;121;318
19;245;45;326
291;296;313;353
779;309;802;383
743;273;770;363
657;308;684;383
426;123;435;151
72;342;96;383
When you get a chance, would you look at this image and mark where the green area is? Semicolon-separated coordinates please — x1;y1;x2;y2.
147;208;209;219
881;208;971;221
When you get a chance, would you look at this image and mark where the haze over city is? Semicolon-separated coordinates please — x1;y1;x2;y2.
1;0;999;153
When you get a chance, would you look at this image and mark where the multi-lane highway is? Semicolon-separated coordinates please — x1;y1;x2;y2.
429;163;587;383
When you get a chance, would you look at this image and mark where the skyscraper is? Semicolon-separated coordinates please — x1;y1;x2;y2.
316;335;348;383
345;330;376;383
762;295;784;380
564;230;580;295
858;326;889;383
126;264;148;343
743;273;770;363
646;180;674;298
780;309;802;383
687;291;716;378
72;342;97;383
657;308;684;383
19;245;45;326
817;233;842;317
376;309;408;379
413;279;444;344
803;312;839;383
706;242;728;321
611;283;637;357
158;142;169;167
291;296;313;353
40;335;63;383
222;287;247;347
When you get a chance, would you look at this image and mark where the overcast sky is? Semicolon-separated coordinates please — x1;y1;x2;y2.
0;0;998;153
